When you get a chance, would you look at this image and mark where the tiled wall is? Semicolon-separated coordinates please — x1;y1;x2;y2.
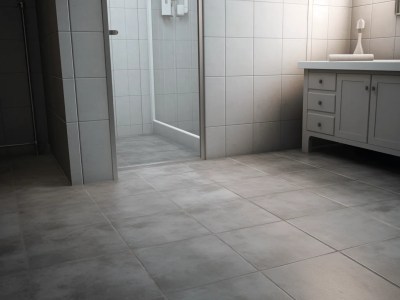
108;0;153;137
37;0;114;184
309;0;353;60
0;0;48;154
151;0;200;135
351;0;400;59
204;0;310;158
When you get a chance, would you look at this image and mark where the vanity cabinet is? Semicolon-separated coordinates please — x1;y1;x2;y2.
368;76;400;151
301;67;400;157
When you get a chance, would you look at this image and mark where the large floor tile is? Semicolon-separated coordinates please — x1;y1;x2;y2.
195;165;265;184
311;181;399;207
218;222;333;270
251;189;344;220
289;208;400;250
186;200;280;233
279;169;352;188
167;272;291;300
221;176;300;198
85;177;155;201
19;202;106;232
134;163;194;178
358;171;400;194
135;235;255;292
113;211;210;249
265;253;400;300
96;191;179;220
164;184;242;209
355;199;400;228
234;154;315;175
343;238;400;286
0;193;18;215
31;252;163;300
0;272;31;300
144;172;213;192
0;213;28;276
16;187;90;210
24;223;128;269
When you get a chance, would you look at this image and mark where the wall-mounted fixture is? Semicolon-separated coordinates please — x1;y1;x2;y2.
161;0;172;16
397;0;400;15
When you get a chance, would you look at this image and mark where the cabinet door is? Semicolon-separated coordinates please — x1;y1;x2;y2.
368;75;400;151
335;74;371;143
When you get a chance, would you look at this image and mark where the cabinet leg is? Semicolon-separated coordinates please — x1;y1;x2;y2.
302;135;310;153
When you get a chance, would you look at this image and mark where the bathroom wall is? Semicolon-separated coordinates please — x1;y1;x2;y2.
37;0;114;184
0;0;48;155
108;0;153;137
309;0;353;60
204;0;310;158
203;0;373;158
151;0;200;135
351;0;400;59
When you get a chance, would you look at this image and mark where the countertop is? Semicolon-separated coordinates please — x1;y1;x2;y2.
298;60;400;72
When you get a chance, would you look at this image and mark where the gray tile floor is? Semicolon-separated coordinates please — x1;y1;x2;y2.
116;135;199;169
1;146;400;299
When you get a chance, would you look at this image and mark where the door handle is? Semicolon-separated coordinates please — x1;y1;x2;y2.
109;30;119;36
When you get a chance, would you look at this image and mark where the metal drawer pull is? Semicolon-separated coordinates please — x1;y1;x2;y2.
318;100;322;105
319;79;323;84
317;122;322;127
365;86;369;91
372;86;376;91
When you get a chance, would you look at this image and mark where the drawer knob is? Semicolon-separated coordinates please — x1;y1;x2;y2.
372;86;376;91
365;86;369;91
318;100;322;105
319;79;323;84
317;122;322;127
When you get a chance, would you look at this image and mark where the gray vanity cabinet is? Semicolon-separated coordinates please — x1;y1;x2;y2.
302;69;400;157
336;74;371;143
368;75;400;151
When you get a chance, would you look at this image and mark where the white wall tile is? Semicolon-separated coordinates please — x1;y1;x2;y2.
206;126;226;158
205;77;225;127
69;0;103;32
79;120;113;183
371;1;396;38
283;4;308;38
254;76;282;123
281;75;304;121
226;76;253;125
72;32;106;78
254;2;283;38
76;78;109;121
204;0;225;37
226;0;253;38
205;37;225;76
253;122;281;153
328;6;352;39
282;39;307;75
254;38;282;76
226;124;253;156
226;38;253;76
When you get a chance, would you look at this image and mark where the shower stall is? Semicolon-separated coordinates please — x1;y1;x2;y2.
106;0;203;169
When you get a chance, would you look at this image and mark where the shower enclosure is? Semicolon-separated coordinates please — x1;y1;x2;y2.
106;0;203;168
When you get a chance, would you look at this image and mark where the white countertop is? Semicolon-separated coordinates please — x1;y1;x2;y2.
298;60;400;72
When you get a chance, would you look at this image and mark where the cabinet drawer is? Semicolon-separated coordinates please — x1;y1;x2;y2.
308;92;336;113
309;72;336;91
307;113;335;135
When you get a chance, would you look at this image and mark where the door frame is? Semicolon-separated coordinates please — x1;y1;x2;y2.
101;0;118;180
102;0;206;180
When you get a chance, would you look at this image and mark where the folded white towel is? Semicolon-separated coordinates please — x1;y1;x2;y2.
328;54;374;61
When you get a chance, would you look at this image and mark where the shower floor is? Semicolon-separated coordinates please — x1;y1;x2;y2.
116;134;199;169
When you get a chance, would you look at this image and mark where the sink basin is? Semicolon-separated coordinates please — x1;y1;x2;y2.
328;54;374;61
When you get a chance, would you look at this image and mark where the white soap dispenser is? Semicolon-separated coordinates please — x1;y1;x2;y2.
353;19;365;55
